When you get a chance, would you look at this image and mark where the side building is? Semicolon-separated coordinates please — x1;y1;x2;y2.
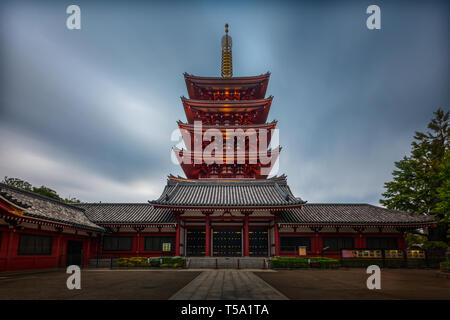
0;183;103;271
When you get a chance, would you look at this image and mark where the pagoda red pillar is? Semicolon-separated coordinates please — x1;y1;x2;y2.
205;215;211;256
54;230;63;267
314;232;320;254
243;214;249;256
5;229;15;270
274;223;280;256
135;232;140;256
398;233;406;249
85;235;91;266
175;220;181;256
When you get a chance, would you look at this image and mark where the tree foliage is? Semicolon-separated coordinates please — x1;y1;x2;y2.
1;176;82;204
380;108;449;243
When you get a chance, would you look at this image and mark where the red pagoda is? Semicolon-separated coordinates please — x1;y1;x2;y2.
153;24;299;256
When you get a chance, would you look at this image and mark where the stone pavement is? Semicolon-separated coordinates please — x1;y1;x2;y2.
169;270;288;300
255;269;450;300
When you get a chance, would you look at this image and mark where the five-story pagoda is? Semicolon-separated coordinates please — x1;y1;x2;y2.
151;24;305;257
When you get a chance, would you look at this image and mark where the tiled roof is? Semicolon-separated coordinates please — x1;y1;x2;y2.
75;203;176;224
150;176;305;208
280;204;435;226
1;183;434;229
0;183;103;231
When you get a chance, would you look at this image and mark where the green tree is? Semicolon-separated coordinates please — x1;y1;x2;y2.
32;185;61;201
380;108;449;243
432;150;450;242
2;176;33;191
1;176;82;204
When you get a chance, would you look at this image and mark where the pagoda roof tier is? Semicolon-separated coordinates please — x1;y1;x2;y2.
173;146;280;179
182;97;272;125
177;120;278;148
184;72;270;101
177;120;277;131
173;146;281;164
149;175;305;209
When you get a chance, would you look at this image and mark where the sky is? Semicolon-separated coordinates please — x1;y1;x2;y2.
0;0;448;204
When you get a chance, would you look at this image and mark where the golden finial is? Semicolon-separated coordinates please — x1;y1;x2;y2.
221;23;232;78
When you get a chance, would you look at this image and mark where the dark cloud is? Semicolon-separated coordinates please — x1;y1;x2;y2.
0;0;448;203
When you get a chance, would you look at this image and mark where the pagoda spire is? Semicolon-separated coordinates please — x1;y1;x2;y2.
221;24;232;78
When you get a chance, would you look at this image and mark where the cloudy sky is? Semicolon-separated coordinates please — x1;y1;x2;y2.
0;0;448;204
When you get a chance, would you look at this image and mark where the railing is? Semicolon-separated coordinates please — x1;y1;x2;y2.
339;248;446;268
84;253;121;269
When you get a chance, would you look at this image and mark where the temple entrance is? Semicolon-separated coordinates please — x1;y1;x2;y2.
186;229;205;256
249;229;268;256
66;240;83;266
213;229;242;256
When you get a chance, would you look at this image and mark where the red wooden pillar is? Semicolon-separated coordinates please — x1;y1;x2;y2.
85;234;91;266
54;231;63;267
353;227;366;249
243;214;249;256
0;231;4;258
359;233;366;248
205;215;211;256
317;233;323;255
274;223;280;256
311;232;319;254
5;228;16;270
398;232;406;249
136;231;141;257
134;227;145;257
175;219;181;256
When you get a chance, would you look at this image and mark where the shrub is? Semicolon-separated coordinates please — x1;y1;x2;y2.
269;257;340;269
128;257;148;267
160;257;184;265
270;257;309;269
441;261;450;272
115;257;184;268
318;259;340;269
117;258;130;267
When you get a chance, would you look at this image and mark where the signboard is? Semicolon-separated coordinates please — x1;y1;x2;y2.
298;246;307;256
341;250;355;258
385;250;404;259
407;249;425;259
162;242;172;252
351;249;382;258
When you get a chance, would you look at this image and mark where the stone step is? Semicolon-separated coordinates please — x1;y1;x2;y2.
186;258;268;269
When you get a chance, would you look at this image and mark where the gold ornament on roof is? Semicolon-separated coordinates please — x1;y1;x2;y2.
221;23;232;78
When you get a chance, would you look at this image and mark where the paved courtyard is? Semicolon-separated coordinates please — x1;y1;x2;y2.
0;269;200;300
0;268;448;300
255;269;450;300
170;270;286;300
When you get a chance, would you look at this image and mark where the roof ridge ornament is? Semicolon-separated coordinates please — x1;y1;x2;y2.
221;23;232;78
